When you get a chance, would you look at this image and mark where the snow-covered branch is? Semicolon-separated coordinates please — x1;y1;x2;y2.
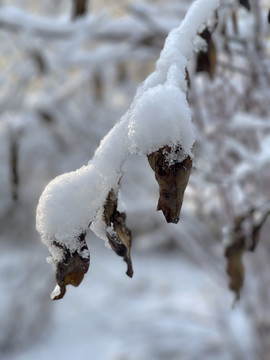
0;6;160;44
36;0;220;299
0;6;100;39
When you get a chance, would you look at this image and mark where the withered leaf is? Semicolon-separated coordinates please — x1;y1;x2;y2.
239;0;250;11
196;29;216;79
225;237;245;301
51;232;90;300
147;146;192;224
72;0;88;19
103;189;133;277
225;208;270;300
225;213;250;300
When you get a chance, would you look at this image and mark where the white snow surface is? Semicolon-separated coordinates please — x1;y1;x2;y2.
4;241;256;360
128;84;194;157
36;0;220;261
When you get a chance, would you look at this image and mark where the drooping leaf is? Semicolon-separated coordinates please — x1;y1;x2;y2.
225;236;245;301
103;189;133;277
147;146;192;224
72;0;88;19
51;232;90;300
239;0;251;11
225;208;270;300
195;28;217;79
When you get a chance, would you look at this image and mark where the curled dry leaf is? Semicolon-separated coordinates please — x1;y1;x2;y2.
51;232;90;300
225;208;270;300
147;146;192;224
225;235;245;301
239;0;251;11
195;28;217;79
103;189;133;277
72;0;88;19
225;213;251;301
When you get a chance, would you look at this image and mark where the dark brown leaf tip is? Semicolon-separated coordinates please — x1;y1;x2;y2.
148;146;192;224
51;233;90;300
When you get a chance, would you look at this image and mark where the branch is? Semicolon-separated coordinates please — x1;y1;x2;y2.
0;6;98;39
36;0;220;299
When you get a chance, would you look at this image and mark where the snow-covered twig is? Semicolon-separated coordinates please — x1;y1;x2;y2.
0;6;100;39
36;0;220;294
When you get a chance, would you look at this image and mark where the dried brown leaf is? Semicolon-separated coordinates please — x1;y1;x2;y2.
52;233;90;300
147;146;192;224
72;0;88;19
239;0;250;11
225;237;245;301
103;189;133;277
196;40;216;79
225;208;270;300
195;28;216;78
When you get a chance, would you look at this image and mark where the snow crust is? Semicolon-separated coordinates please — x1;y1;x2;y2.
36;0;220;262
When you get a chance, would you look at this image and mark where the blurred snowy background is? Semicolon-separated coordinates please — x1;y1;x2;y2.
1;0;270;359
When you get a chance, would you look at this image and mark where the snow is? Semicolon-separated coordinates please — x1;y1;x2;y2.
50;284;61;300
3;241;256;360
36;0;219;263
128;84;194;157
2;0;270;358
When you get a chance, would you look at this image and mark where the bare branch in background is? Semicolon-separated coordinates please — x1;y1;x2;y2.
29;49;47;74
9;133;19;202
